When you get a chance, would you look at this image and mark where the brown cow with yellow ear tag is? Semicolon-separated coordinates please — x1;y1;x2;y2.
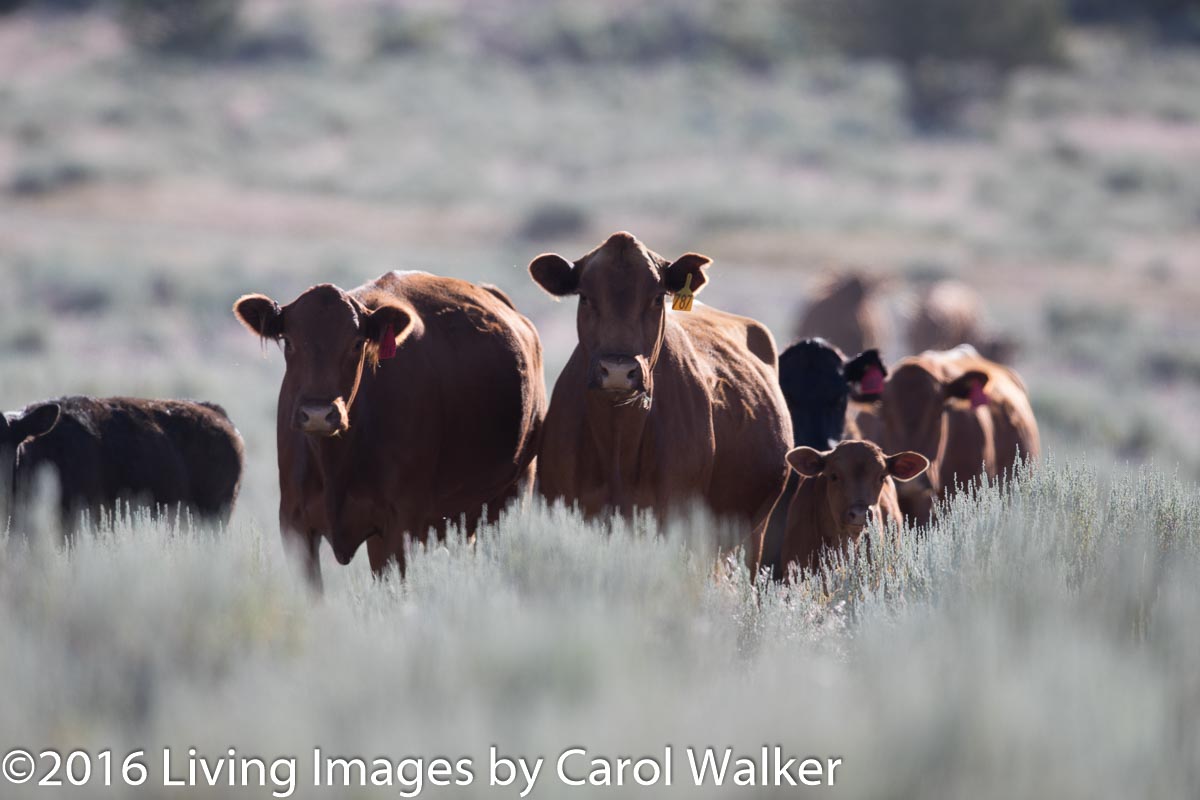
529;231;791;576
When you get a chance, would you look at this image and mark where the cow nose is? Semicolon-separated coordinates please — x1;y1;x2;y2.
591;356;643;392
844;506;868;527
295;403;344;435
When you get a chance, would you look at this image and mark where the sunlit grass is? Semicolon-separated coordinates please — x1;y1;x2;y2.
1;461;1197;796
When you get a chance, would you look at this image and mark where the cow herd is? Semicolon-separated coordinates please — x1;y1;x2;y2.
1;231;1040;587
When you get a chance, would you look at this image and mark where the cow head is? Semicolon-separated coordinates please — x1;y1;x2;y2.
234;285;414;437
779;338;849;450
878;361;990;510
529;231;709;407
881;364;990;458
787;440;927;534
0;404;60;454
0;403;61;498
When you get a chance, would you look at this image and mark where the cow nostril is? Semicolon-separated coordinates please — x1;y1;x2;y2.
599;365;610;378
626;369;638;383
325;408;339;425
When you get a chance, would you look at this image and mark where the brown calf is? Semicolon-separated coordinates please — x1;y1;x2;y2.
780;440;928;579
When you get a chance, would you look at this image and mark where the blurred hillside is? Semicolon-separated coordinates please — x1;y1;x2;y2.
1;0;1199;525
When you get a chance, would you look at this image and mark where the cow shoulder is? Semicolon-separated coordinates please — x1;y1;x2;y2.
675;305;777;371
480;284;517;310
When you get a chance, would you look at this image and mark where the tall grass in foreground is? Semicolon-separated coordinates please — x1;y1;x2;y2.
1;459;1198;798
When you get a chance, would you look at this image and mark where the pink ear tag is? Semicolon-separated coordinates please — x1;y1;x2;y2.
378;323;397;360
968;379;987;408
860;365;885;395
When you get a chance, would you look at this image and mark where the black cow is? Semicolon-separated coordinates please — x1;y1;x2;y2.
4;397;244;533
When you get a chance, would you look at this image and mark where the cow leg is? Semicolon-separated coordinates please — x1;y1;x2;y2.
303;532;323;591
745;514;770;580
278;494;322;591
485;459;536;525
745;472;790;582
367;527;410;580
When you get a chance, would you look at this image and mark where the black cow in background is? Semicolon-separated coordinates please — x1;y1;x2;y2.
2;397;244;534
760;340;886;580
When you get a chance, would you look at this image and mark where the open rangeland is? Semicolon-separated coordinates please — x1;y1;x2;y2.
1;3;1199;797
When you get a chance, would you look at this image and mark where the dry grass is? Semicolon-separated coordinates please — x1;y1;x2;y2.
1;4;1199;796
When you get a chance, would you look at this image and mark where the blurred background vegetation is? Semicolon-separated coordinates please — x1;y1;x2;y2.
0;0;1198;522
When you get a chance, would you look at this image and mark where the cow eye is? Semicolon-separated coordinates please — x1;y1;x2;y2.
578;294;590;305
653;294;665;307
829;473;839;482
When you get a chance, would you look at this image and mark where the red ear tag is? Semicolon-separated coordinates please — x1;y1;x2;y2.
969;379;987;408
860;365;885;395
378;324;397;360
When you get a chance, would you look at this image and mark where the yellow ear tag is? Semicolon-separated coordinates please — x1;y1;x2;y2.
671;273;695;312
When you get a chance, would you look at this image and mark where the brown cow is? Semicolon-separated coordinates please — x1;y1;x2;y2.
529;232;791;572
779;440;928;579
795;270;888;356
908;280;1017;363
869;345;1040;525
234;271;546;587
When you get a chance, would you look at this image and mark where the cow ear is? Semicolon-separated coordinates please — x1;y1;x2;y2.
886;451;929;482
529;254;578;297
786;446;829;477
844;349;887;400
944;370;990;406
843;349;885;382
233;294;284;340
662;253;711;296
362;303;415;363
11;403;60;443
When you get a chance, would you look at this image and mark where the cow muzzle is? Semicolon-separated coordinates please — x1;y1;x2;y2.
588;356;646;394
844;505;870;530
294;400;349;436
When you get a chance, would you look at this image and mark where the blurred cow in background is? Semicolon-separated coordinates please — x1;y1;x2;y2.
909;279;1018;363
863;345;1040;525
795;270;889;357
529;231;791;574
3;397;244;534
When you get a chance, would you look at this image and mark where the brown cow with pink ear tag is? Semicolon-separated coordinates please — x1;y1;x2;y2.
872;346;1040;526
779;440;927;580
234;271;546;588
